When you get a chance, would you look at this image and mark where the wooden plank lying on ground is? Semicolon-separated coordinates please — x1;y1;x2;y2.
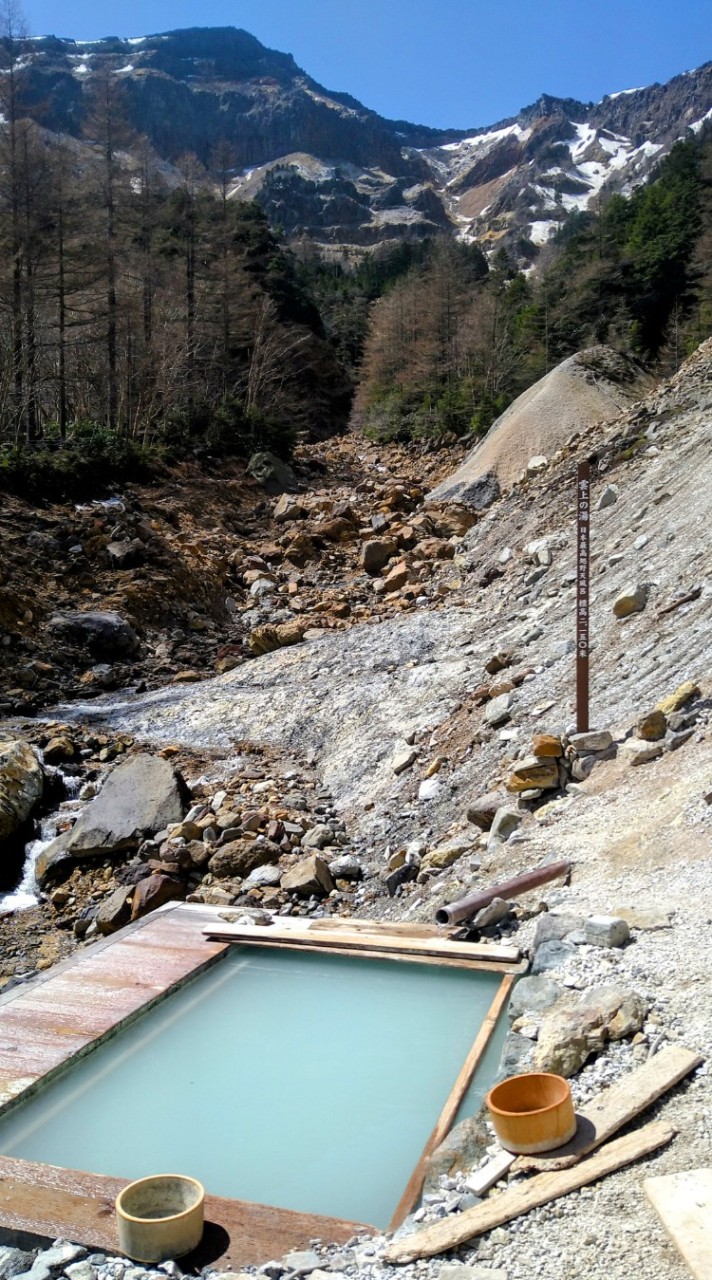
384;1121;676;1263
202;921;521;964
464;1149;517;1198
514;1044;703;1173
645;1169;712;1280
387;974;516;1233
474;1043;702;1190
0;1155;371;1269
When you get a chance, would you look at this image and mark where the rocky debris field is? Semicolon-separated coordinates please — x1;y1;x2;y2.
0;439;473;716
1;340;712;1280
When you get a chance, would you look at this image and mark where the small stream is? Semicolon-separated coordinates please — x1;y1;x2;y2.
0;770;84;916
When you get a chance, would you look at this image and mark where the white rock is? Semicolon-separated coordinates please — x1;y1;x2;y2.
618;738;664;766
569;729;613;753
485;692;513;726
584;915;630;948
597;484;619;510
527;455;549;474
418;777;441;802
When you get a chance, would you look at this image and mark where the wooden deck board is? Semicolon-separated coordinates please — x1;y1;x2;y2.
0;906;228;1112
0;1156;369;1269
645;1169;712;1280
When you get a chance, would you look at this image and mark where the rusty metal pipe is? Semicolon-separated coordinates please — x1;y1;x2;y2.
435;859;572;927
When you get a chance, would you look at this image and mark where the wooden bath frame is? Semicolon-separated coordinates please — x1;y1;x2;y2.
0;903;523;1265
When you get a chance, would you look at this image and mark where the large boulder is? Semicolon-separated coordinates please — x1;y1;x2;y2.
247;451;298;494
534;984;649;1077
208;838;281;879
0;739;44;845
48;611;140;659
36;754;188;885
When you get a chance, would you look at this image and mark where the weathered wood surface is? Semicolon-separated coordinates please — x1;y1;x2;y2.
464;1149;517;1198
310;919;449;939
0;907;227;1111
387;974;516;1232
0;1155;370;1268
514;1044;703;1173
384;1121;676;1263
645;1168;712;1280
202;921;521;965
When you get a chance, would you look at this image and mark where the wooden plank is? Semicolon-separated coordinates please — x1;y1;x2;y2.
387;974;515;1232
384;1121;676;1263
202;922;521;964
0;1155;371;1269
0;913;228;1113
514;1045;703;1173
202;936;523;973
464;1149;517;1198
645;1169;712;1280
308;919;451;939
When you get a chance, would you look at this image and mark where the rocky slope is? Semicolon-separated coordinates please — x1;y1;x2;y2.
0;443;468;718
40;340;711;848
0;342;711;1279
429;346;654;507
13;28;712;254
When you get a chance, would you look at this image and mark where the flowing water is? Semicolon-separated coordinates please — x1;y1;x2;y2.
0;770;82;915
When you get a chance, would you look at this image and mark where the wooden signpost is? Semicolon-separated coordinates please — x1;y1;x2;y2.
576;461;590;732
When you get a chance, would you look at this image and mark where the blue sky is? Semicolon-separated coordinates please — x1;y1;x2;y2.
23;0;712;128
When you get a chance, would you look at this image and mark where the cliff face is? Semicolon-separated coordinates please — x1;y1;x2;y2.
420;63;712;248
13;28;712;254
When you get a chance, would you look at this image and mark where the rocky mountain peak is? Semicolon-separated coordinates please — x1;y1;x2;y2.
9;29;712;256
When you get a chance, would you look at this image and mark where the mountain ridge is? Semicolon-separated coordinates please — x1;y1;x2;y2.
8;27;712;254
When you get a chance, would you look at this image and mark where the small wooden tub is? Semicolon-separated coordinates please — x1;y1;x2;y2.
115;1174;205;1262
486;1072;576;1154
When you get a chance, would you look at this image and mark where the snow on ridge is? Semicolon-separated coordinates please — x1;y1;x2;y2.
604;86;645;102
115;64;134;74
569;122;598;161
303;87;359;119
127;36;147;45
437;122;531;154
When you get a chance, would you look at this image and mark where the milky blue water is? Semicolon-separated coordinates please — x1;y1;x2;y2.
0;947;504;1227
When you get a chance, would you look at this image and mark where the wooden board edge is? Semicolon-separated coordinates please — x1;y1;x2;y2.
202;923;521;965
0;1154;373;1266
384;1120;676;1263
386;973;515;1232
197;936;525;972
644;1169;712;1280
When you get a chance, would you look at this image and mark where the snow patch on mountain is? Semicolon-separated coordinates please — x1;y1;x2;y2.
690;106;712;133
529;219;558;245
604;86;645;101
438;122;531;154
303;88;360;118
